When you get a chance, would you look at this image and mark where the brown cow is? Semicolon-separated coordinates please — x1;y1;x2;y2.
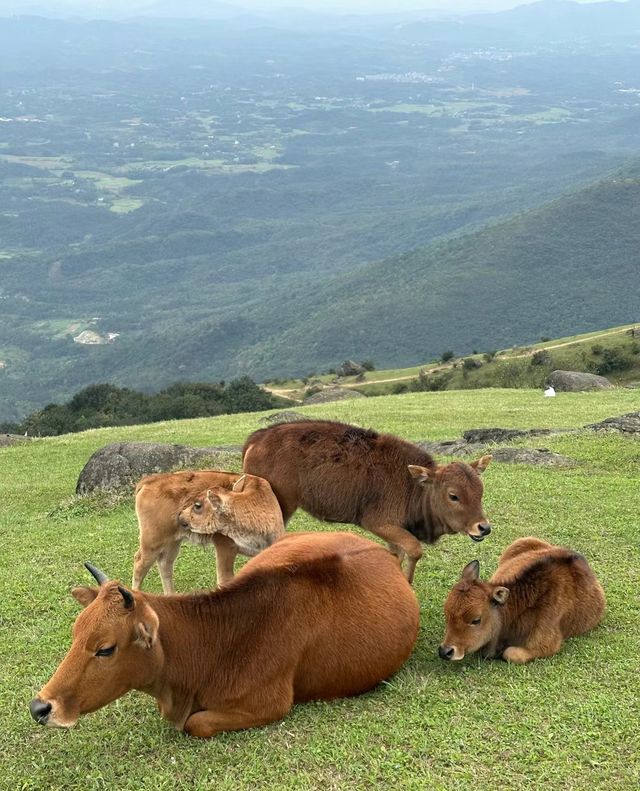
439;537;606;664
133;470;284;593
243;420;492;583
29;532;420;738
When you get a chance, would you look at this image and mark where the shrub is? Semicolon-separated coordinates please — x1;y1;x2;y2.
591;344;604;356
595;348;632;375
360;360;375;371
462;357;482;371
440;350;454;362
531;350;552;366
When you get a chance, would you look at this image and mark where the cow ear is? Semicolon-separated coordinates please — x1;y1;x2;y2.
461;560;480;582
232;474;247;493
492;586;509;605
135;607;159;649
72;586;99;607
470;455;492;474
206;490;224;511
408;464;436;485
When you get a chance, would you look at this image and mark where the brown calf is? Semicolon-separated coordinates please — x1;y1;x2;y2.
30;532;420;738
439;537;605;664
243;420;492;583
133;470;284;592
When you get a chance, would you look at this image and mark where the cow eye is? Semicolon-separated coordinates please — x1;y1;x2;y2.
448;493;459;502
95;645;116;657
193;501;202;511
471;617;481;625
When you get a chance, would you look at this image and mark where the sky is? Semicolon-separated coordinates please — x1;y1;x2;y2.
3;0;625;15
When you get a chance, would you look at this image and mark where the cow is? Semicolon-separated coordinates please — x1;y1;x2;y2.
242;420;492;584
439;537;606;664
133;470;284;593
29;532;420;738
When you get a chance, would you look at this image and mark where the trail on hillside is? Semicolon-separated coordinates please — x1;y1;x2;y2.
264;326;635;397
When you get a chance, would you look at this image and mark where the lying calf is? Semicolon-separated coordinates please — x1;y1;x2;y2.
439;537;605;664
30;532;420;738
133;470;284;593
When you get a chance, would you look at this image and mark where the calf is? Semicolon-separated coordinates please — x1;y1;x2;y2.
243;419;492;583
439;537;605;664
133;470;284;593
29;532;420;738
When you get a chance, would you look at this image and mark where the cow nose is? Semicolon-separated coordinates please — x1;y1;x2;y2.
478;523;491;537
438;645;455;661
29;698;52;725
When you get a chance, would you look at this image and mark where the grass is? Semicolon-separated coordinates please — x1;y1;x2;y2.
1;389;639;789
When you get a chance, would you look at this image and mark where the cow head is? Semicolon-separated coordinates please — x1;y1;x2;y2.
438;560;509;661
178;475;283;557
29;563;162;728
408;456;492;542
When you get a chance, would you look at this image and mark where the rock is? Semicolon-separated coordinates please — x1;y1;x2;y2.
260;410;311;425
546;370;614;392
415;439;485;457
462;428;556;444
336;360;366;377
624;382;640;389
76;442;242;495
304;387;366;404
0;433;32;448
490;447;576;467
585;412;640;435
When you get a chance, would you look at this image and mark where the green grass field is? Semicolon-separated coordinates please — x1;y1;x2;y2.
1;389;639;790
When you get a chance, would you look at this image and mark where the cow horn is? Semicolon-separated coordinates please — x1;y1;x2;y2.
118;585;135;610
84;562;109;585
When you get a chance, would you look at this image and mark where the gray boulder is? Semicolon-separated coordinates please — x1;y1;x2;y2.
490;447;575;467
462;427;556;444
336;360;366;377
304;387;365;404
76;442;242;495
585;412;640;435
260;410;311;425
546;370;614;392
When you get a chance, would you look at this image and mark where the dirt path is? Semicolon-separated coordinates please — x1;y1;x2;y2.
264;326;634;397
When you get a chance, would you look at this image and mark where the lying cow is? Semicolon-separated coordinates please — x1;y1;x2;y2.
29;532;420;738
439;537;606;664
243;419;492;583
133;470;284;593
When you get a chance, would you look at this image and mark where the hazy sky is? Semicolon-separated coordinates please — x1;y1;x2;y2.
13;0;625;14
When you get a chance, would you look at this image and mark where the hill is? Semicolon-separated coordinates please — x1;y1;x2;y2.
2;388;640;788
238;167;640;376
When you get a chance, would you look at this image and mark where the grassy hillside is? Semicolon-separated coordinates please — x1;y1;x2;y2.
2;388;640;789
243;169;640;376
265;323;640;400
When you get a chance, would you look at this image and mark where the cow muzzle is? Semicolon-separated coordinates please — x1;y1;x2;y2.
438;644;464;661
29;698;52;726
469;523;491;542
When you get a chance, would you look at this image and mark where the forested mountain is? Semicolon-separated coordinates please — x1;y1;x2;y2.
1;3;639;421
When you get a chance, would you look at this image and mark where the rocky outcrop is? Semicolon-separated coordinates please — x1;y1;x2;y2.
585;412;640;435
76;442;242;495
260;410;311;425
462;427;558;444
304;387;366;404
336;360;366;377
490;447;575;467
546;370;614;392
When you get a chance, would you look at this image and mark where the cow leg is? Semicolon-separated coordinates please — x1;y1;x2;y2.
362;521;422;585
132;546;161;590
212;533;239;586
184;691;293;738
503;629;563;664
156;541;182;594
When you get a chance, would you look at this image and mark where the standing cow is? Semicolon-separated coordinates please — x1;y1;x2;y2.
243;420;492;583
